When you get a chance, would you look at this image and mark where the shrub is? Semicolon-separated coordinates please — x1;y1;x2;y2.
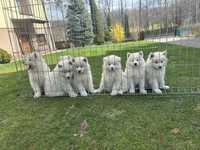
104;30;112;42
112;24;125;43
0;49;11;64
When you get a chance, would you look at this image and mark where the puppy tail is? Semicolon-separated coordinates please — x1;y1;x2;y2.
122;73;128;92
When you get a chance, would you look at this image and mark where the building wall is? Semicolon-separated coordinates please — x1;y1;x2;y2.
0;2;7;28
1;0;46;22
0;29;12;54
0;0;55;57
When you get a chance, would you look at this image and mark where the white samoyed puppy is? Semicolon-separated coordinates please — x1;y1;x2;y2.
145;50;170;94
96;55;123;96
44;56;77;97
123;51;147;94
72;57;95;96
24;52;50;98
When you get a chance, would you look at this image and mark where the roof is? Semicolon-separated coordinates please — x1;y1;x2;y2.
12;18;48;24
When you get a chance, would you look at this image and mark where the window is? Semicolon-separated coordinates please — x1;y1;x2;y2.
16;0;32;16
37;34;46;45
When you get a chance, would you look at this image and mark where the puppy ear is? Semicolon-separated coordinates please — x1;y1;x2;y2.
149;52;154;59
60;55;72;60
162;50;167;57
69;61;73;65
127;53;131;58
103;57;107;62
139;51;144;57
116;56;121;62
83;57;88;63
58;64;62;68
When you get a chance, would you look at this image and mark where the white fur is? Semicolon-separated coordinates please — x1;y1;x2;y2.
123;51;147;94
44;56;77;97
72;57;95;96
24;52;50;98
145;50;170;94
96;55;123;96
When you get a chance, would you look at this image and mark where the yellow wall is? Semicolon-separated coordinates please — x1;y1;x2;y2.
0;2;7;28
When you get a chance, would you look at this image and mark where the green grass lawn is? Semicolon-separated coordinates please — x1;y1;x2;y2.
1;41;200;149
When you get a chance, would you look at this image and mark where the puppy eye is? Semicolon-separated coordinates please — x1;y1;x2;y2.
136;59;139;61
108;63;111;66
161;61;163;63
155;61;159;64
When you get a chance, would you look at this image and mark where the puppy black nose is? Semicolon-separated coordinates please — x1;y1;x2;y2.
134;63;138;66
159;66;162;69
67;76;70;79
111;67;114;71
78;70;81;73
28;65;32;70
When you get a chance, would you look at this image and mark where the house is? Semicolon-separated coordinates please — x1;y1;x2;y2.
0;0;55;58
50;20;72;49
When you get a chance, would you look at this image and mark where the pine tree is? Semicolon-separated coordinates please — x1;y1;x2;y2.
66;0;94;47
89;0;104;44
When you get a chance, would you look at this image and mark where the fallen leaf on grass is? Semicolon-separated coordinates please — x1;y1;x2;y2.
171;128;181;135
80;120;88;137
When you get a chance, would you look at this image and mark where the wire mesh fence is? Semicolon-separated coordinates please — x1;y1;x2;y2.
1;0;200;97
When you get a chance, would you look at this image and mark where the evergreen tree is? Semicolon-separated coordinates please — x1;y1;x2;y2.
89;0;104;44
66;0;93;47
124;13;130;38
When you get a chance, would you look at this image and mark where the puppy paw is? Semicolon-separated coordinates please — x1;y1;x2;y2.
80;91;88;97
90;90;96;94
94;89;101;94
111;90;118;96
163;85;170;90
129;89;135;94
69;93;78;98
33;92;41;98
154;89;162;94
140;89;147;94
118;90;123;95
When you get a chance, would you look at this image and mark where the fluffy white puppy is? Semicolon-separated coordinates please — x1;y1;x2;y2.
44;56;77;97
123;51;147;94
145;50;170;94
72;57;95;96
24;52;50;98
96;55;123;96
